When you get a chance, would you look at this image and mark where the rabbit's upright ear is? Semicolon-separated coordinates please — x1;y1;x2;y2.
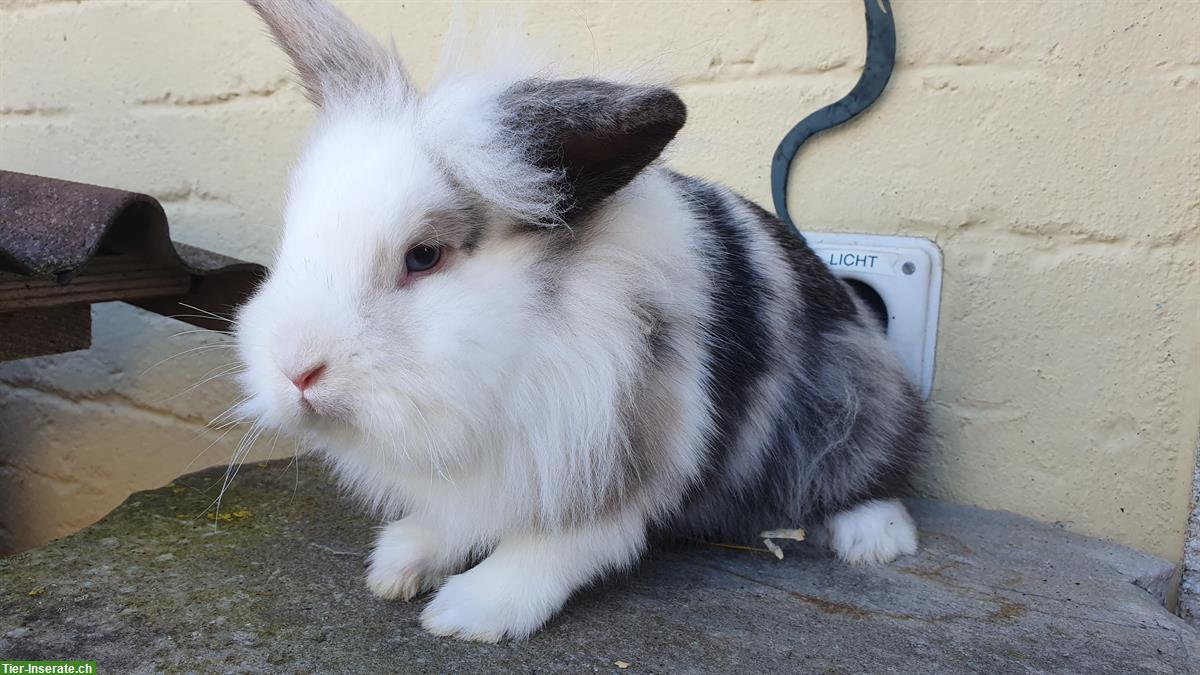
246;0;412;107
502;79;687;221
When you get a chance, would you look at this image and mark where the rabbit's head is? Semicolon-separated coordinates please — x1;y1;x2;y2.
234;0;686;465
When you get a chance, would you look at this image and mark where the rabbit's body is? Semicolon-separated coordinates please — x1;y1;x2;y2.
665;173;926;543
235;0;927;643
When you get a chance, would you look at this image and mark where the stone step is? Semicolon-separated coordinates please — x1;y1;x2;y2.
1;460;1195;673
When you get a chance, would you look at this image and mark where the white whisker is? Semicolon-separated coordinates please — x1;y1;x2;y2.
138;344;239;378
171;328;234;339
205;421;266;524
178;302;234;322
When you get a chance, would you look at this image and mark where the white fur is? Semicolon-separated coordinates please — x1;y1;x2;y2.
235;0;920;643
420;509;645;642
826;499;918;565
366;517;455;600
234;90;712;639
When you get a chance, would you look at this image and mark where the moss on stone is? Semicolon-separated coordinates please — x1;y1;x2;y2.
1;460;1195;672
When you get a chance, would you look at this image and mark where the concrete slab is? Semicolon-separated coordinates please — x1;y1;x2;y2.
1;461;1195;673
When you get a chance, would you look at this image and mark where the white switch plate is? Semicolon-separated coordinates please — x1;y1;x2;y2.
802;232;943;399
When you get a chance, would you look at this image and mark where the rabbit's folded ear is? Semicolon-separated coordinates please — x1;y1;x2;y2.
502;79;687;221
246;0;412;107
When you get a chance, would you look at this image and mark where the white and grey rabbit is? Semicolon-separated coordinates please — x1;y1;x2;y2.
234;0;928;642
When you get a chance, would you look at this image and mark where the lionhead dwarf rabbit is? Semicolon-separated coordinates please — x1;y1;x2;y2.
235;0;927;642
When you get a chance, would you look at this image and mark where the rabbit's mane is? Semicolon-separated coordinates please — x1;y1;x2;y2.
307;19;568;228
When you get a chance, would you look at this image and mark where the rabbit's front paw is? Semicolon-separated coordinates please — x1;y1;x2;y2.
419;562;563;643
365;519;441;601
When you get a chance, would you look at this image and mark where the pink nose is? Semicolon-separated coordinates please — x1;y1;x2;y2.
290;364;326;392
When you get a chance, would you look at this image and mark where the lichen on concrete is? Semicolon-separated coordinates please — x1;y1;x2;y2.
1;460;1197;673
1181;438;1200;626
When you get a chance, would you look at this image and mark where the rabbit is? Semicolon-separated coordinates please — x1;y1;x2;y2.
233;0;928;643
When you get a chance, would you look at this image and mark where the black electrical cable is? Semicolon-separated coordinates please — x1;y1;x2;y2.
770;0;896;236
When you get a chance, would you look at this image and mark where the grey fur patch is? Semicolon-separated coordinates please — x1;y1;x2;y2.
499;78;686;221
424;203;488;254
523;225;590;312
460;217;486;253
602;299;689;521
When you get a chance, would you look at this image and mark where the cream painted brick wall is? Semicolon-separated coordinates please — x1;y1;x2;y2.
1;0;1197;561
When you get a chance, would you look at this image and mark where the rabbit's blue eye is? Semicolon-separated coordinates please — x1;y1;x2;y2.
405;244;441;273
